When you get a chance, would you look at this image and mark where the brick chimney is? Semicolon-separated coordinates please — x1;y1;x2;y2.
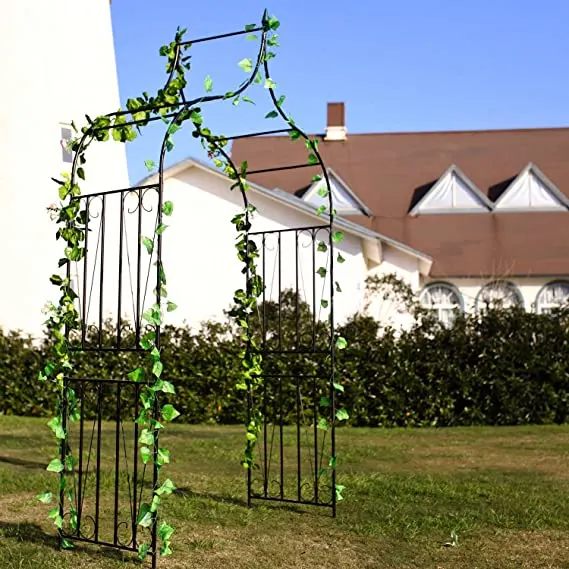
324;102;347;141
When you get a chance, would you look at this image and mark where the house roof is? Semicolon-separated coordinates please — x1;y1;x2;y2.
135;156;433;272
230;126;569;277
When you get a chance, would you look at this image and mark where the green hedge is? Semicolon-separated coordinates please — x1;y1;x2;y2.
2;293;569;427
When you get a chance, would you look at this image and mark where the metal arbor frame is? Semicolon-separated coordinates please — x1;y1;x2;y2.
57;11;337;566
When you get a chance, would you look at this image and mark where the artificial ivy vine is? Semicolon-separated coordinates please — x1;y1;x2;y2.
37;12;350;561
37;25;192;559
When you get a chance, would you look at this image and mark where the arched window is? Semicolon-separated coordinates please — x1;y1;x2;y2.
536;280;569;314
475;280;523;311
419;282;463;326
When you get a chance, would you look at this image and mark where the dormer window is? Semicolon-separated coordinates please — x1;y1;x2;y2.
300;168;371;216
410;165;492;215
493;163;568;211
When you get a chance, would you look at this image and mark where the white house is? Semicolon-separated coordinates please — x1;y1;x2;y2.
232;102;569;327
0;0;129;336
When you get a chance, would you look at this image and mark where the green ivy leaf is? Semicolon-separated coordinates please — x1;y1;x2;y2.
246;34;258;40
329;456;337;469
204;75;213;92
320;396;330;407
138;543;150;560
156;478;176;496
46;458;64;473
36;491;53;504
317;418;329;431
335;336;348;350
333;382;345;393
150;494;161;513
152;360;163;378
321;299;329;309
166;301;177;312
141;236;153;254
336;408;349;421
137;503;154;528
162;201;174;216
161;404;180;422
157;448;170;466
308;153;319;165
156;223;168;235
316;205;326;216
335;484;346;501
265;110;278;119
140;446;152;464
154;380;176;394
144;159;156;172
264;78;277;89
335;281;342;293
159;520;175;543
244;23;256;31
61;538;74;549
128;368;144;382
332;231;344;244
139;429;154;446
317;267;327;278
47;416;65;440
317;241;327;252
238;58;253;73
337;253;346;264
268;16;280;30
242;96;255;105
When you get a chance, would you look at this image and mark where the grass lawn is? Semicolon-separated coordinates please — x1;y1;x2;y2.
0;416;568;568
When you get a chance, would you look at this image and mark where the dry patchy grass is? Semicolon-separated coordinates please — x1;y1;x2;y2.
0;417;568;568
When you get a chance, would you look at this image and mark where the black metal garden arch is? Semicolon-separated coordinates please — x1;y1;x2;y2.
56;11;338;566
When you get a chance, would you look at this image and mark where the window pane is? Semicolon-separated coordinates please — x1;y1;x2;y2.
61;127;73;163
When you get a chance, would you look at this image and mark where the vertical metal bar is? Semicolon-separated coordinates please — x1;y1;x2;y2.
329;227;337;518
98;195;106;348
263;377;268;498
58;379;68;548
262;234;266;348
113;383;121;545
151;394;159;568
278;232;282;350
117;194;125;349
312;230;316;349
95;383;103;542
132;383;139;548
313;375;319;504
279;376;284;500
245;230;253;508
77;382;85;535
296;374;301;502
81;197;90;347
135;190;143;346
295;231;300;349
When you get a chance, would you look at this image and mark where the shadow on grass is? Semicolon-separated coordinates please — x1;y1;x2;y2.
0;521;139;564
175;487;328;516
0;455;47;470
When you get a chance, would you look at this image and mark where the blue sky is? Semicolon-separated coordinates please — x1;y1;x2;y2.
110;1;569;184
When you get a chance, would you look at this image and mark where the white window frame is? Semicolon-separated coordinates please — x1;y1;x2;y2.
536;280;569;314
475;280;524;311
419;282;463;325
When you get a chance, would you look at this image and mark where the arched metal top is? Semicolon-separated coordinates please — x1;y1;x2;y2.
69;9;335;223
